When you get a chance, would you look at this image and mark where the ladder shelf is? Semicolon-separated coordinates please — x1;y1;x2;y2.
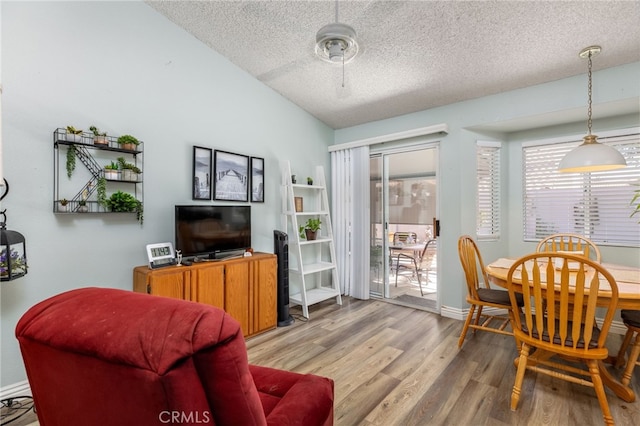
281;161;342;318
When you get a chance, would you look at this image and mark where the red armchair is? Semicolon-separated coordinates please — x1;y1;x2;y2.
16;287;334;426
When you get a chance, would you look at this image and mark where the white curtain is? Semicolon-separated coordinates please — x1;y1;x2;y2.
331;146;370;299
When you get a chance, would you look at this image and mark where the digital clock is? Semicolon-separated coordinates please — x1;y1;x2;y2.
146;242;177;269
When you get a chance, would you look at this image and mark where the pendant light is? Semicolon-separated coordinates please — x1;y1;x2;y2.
558;46;627;173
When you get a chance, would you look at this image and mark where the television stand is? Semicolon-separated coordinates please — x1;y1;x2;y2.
133;252;277;338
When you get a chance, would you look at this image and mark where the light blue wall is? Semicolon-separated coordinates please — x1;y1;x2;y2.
335;62;640;316
0;1;332;387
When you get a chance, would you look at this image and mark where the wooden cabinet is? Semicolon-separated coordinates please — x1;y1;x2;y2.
250;255;278;335
133;266;190;300
190;263;225;309
133;253;277;338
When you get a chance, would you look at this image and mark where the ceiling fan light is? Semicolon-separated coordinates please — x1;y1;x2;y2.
558;135;627;173
315;22;359;63
327;40;345;62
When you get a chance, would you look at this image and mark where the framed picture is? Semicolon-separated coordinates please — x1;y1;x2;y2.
294;196;303;212
192;146;212;200
250;157;264;203
213;150;249;201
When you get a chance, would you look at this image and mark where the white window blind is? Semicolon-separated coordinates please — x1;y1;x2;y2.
477;141;501;240
523;130;640;247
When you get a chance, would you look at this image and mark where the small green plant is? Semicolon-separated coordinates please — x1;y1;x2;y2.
106;191;143;224
117;134;140;146
307;177;314;185
59;198;68;206
117;157;141;174
89;125;107;137
78;199;86;206
66;125;82;135
298;218;321;239
104;161;119;170
97;177;107;207
66;145;76;178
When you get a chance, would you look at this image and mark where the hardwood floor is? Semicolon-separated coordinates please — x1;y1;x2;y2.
8;297;639;425
247;297;640;426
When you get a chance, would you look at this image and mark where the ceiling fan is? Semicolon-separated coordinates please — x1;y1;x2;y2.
258;0;362;92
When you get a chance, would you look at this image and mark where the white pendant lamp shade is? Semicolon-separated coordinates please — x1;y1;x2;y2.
558;135;627;173
558;46;626;173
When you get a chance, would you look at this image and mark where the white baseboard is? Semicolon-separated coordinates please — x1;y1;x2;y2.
0;380;31;400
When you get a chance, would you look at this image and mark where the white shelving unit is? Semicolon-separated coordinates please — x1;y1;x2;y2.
281;161;342;318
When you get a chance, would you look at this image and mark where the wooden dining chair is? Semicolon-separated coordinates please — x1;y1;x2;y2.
507;253;619;426
457;235;523;348
614;310;640;387
536;233;602;262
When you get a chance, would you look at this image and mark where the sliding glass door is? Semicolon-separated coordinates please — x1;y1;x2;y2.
369;145;439;311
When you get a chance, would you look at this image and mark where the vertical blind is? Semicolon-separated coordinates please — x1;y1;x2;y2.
522;130;640;246
477;141;501;240
331;146;370;299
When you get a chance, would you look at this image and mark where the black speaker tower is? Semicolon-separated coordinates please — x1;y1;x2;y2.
274;230;294;326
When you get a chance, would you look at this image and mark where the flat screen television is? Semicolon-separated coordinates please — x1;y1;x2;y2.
175;205;251;259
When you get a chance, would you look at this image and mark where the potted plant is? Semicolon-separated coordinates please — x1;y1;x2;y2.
78;199;88;213
89;125;108;146
307;177;314;185
299;218;321;240
105;191;143;224
66;125;83;143
104;161;119;180
117;157;142;181
59;198;69;212
117;134;140;151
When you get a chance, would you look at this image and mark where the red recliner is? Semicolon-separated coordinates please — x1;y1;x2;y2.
15;287;334;426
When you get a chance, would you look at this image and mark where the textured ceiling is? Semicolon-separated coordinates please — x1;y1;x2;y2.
146;1;640;130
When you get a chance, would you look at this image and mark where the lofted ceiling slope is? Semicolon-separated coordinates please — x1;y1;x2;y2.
146;1;640;130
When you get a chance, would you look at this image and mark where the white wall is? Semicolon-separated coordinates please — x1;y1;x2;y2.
335;62;640;316
0;1;332;387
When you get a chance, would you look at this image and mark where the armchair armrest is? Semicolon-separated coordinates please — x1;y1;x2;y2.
250;365;334;426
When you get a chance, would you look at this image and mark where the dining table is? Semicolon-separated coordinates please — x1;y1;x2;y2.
486;257;640;403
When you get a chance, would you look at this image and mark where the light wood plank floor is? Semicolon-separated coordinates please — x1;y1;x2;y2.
8;297;639;425
247;297;640;426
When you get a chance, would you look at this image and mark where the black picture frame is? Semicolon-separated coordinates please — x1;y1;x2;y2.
250;157;265;203
213;150;249;202
193;146;212;200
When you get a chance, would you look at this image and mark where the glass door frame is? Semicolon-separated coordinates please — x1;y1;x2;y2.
369;142;440;308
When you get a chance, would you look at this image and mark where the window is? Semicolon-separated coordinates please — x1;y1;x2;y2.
523;129;640;246
477;141;501;240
